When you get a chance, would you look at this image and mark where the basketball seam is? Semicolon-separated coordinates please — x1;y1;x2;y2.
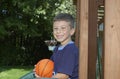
41;60;50;77
43;67;54;77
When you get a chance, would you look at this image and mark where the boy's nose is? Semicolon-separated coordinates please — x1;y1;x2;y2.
56;29;62;33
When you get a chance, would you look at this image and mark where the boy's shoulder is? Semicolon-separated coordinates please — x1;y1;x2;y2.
64;43;79;53
66;43;78;49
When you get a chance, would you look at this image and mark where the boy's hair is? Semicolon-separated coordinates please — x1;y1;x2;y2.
53;13;75;28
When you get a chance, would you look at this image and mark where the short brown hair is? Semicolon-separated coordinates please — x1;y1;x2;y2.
53;13;75;28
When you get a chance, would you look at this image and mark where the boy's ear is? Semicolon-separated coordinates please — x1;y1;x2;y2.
70;28;75;35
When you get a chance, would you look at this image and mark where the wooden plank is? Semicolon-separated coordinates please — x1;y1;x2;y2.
79;0;89;78
78;0;97;79
75;0;80;47
88;0;97;79
104;0;120;79
97;0;104;6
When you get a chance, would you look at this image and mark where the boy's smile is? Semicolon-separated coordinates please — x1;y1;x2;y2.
53;20;75;45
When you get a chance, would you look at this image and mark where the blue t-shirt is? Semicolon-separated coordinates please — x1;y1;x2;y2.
50;42;79;79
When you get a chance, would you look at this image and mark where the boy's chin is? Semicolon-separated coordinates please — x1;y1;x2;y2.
56;40;63;43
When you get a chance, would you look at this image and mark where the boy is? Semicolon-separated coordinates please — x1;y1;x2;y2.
35;13;79;79
50;13;79;79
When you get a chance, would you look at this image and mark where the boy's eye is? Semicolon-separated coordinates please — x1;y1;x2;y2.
61;27;66;30
53;28;58;30
53;27;66;31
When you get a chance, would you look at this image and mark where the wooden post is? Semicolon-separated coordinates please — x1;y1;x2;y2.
88;0;97;79
79;0;88;78
77;0;97;79
104;0;120;79
75;0;80;47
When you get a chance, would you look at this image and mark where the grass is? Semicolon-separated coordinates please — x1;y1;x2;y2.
0;66;34;79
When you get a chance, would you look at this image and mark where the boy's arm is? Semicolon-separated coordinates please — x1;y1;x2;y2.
52;73;69;79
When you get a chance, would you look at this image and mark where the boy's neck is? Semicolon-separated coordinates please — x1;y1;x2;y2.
60;39;72;46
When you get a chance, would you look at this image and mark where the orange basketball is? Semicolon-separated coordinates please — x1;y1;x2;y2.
35;59;54;78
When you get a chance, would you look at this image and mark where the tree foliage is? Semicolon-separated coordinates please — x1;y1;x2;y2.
0;0;76;65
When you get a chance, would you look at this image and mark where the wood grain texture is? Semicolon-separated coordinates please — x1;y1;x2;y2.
104;0;120;79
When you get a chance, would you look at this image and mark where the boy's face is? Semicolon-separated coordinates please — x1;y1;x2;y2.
53;20;75;45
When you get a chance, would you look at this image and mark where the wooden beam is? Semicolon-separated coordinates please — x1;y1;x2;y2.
104;0;120;79
79;0;89;78
88;0;97;79
97;0;104;6
75;0;80;47
77;0;97;79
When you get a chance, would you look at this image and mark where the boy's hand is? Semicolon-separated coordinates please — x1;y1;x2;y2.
34;72;41;78
33;65;41;78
